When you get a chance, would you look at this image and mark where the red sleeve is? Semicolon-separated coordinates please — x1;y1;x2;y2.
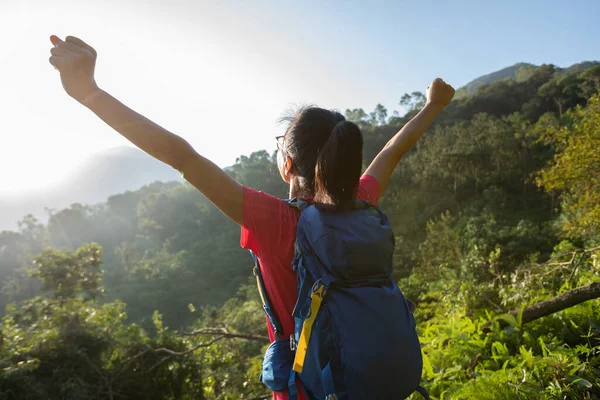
357;174;381;205
240;186;299;258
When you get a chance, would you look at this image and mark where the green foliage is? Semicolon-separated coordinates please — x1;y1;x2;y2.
0;250;271;400
0;62;599;399
0;289;206;399
345;104;397;127
537;94;600;241
30;243;104;301
538;74;587;117
400;92;426;113
457;63;536;98
193;282;269;399
344;108;369;124
370;103;388;125
411;249;600;400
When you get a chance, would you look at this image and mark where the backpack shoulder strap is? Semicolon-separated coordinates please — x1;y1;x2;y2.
284;198;311;211
249;198;309;338
250;250;284;337
355;199;388;225
415;385;431;400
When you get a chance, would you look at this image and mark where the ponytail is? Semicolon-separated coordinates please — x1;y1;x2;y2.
314;120;363;210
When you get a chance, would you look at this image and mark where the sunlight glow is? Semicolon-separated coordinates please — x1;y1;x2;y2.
0;2;296;194
1;0;597;198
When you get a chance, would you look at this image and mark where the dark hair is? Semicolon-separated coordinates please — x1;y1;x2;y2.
314;121;363;210
280;106;363;210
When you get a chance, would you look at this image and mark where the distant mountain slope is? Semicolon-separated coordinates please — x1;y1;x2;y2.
52;146;183;205
456;61;599;98
0;147;183;230
457;63;535;97
561;61;600;75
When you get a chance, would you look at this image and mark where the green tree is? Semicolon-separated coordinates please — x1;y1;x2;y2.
537;94;600;240
0;245;207;400
47;203;95;249
1;60;599;400
30;243;104;301
515;64;537;82
580;64;600;88
17;214;45;253
344;108;369;125
369;103;388;125
400;91;426;113
537;75;584;117
579;64;600;98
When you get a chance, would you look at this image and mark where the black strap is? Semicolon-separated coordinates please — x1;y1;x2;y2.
250;250;284;337
415;385;431;400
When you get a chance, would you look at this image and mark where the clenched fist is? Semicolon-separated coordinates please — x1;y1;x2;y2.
427;78;455;108
49;35;99;105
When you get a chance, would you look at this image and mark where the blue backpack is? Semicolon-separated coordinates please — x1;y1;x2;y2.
252;199;429;399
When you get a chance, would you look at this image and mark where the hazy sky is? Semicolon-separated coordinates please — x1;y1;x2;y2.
0;0;598;194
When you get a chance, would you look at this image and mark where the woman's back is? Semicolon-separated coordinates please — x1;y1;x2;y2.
240;175;381;340
241;176;380;400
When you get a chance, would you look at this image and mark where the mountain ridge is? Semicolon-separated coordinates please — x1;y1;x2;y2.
456;60;599;98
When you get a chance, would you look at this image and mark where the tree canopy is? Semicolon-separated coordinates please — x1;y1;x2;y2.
0;62;598;399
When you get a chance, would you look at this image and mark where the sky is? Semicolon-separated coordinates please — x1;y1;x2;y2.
0;0;598;195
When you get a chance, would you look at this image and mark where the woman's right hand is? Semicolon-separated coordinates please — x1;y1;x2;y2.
426;78;455;108
49;35;100;106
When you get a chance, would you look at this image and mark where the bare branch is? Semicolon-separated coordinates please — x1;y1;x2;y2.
533;245;600;272
485;281;600;332
153;335;225;357
180;327;269;343
115;327;269;376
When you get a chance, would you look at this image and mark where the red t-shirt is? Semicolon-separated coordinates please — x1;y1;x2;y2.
240;175;381;400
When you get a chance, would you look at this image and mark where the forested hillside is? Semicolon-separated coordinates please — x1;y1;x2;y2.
0;146;183;231
0;62;599;399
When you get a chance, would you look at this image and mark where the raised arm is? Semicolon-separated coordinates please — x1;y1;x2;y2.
48;35;243;225
364;78;455;194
